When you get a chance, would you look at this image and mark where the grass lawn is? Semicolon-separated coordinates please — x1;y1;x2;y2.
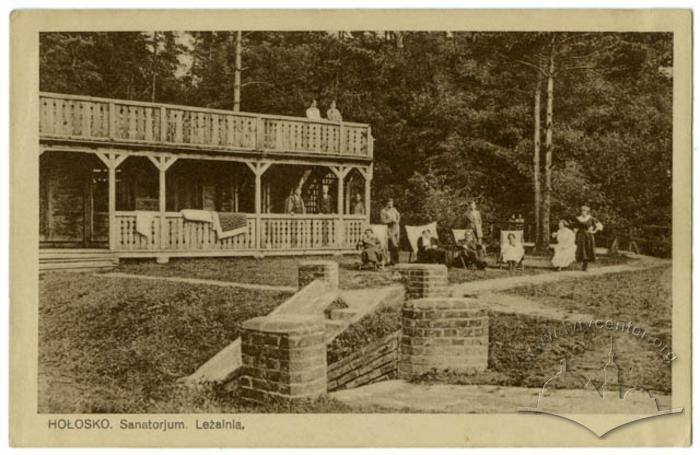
115;252;564;290
413;265;673;395
38;272;298;413
40;254;653;413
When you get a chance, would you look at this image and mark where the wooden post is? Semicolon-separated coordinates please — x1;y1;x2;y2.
160;106;168;143
331;166;350;249
246;161;271;252
108;102;117;140
256;116;265;151
96;151;128;251
108;163;117;250
148;155;177;259
367;127;374;158
365;164;373;224
339;123;346;154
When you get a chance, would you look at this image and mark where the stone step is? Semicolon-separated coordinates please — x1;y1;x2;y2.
328;308;358;322
39;259;117;272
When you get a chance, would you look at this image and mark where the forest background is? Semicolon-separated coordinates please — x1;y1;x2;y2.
40;31;672;254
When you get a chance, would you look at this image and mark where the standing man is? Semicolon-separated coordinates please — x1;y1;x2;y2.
352;193;366;215
318;184;333;214
285;187;305;248
465;200;484;245
305;99;321;120
285;187;306;214
380;198;401;265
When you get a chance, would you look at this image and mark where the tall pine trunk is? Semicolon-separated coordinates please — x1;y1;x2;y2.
233;30;242;112
542;52;555;247
533;76;543;252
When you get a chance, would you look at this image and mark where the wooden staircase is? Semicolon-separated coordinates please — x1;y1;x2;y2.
39;249;118;272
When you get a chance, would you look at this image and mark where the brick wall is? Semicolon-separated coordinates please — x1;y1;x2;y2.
399;297;489;377
394;263;449;299
239;315;327;402
298;260;339;290
327;331;400;392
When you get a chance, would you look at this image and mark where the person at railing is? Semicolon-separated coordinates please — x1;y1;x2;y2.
352;193;366;215
572;205;603;271
305;99;321;120
318;184;334;214
357;228;384;268
417;229;450;266
465;200;484;244
380;198;401;265
551;219;577;271
285;187;306;214
326;100;343;122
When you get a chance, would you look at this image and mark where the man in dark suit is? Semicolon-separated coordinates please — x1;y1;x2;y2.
417;229;450;266
318;184;333;214
285;187;306;214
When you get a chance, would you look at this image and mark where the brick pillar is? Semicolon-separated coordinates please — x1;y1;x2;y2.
298;260;339;290
240;315;327;402
399;297;489;377
394;264;449;299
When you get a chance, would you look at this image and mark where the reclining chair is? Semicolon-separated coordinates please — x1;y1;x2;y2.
498;229;525;271
405;222;438;263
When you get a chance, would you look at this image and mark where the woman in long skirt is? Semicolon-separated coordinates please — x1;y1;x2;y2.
551;219;576;270
572;205;603;271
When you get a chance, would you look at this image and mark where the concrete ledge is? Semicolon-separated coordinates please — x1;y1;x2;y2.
241;315;325;334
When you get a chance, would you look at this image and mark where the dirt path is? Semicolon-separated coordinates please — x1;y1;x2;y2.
97;272;297;292
450;254;667;296
331;379;671;414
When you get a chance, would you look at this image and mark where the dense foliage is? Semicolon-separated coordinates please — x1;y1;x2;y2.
40;31;672;241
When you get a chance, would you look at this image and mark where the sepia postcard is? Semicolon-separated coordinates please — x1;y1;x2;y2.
9;9;692;447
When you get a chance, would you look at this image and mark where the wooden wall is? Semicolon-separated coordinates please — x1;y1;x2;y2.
40;152;108;247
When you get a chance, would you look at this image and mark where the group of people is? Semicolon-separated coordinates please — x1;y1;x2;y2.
284;185;366;215
551;205;604;271
357;198;604;273
305;99;343;122
358;199;489;269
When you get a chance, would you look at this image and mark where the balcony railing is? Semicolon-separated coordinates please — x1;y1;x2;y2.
114;212;366;253
39;92;373;159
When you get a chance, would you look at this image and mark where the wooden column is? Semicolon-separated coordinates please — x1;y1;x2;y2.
148;155;177;259
365;164;373;223
246;161;271;252
95;151;128;251
331;166;350;248
357;164;373;225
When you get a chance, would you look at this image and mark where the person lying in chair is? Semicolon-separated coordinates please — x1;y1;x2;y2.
456;235;487;270
417;229;450;266
357;228;384;269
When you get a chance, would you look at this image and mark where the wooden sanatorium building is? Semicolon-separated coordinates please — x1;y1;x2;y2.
39;92;373;270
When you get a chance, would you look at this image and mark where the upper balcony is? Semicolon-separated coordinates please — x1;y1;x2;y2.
39;92;373;161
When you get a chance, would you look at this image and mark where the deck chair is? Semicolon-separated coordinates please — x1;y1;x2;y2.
369;224;389;270
405;222;438;263
452;229;488;269
498;229;525;271
451;229;472;268
358;224;389;270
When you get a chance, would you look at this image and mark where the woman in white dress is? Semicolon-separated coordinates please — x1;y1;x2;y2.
502;232;524;272
551;219;577;270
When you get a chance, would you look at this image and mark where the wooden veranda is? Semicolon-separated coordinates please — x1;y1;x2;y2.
39;92;374;264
